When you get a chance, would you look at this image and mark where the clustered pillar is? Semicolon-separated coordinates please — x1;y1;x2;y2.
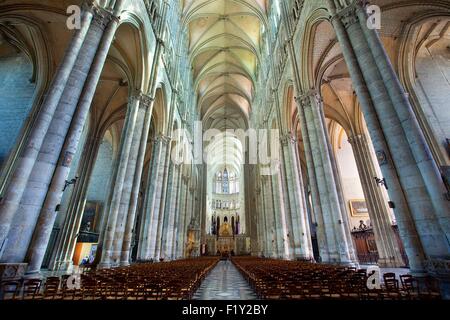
0;2;126;272
326;0;450;296
296;93;357;265
348;134;405;267
98;93;144;268
281;134;314;260
0;3;96;254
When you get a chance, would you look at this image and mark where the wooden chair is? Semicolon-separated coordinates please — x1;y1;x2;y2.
0;280;22;300
382;273;401;300
383;273;399;290
399;274;419;299
42;277;61;300
22;279;42;300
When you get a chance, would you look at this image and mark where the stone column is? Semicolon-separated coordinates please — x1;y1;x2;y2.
261;176;277;258
154;138;172;260
0;3;95;253
118;0;171;261
261;177;269;255
175;177;189;258
181;178;191;257
349;2;450;296
110;103;146;266
172;164;187;260
280;138;298;258
356;6;450;237
129;0;168;260
154;85;178;260
136;138;159;260
292;140;315;259
98;93;142;268
272;92;294;259
282;134;314;260
348;134;404;267
299;95;340;262
322;113;357;262
294;98;330;262
183;187;195;257
0;9;110;263
25;3;124;274
162;163;182;260
172;168;184;259
47;132;100;271
317;100;358;263
333;1;450;273
271;160;290;259
299;93;356;265
326;0;427;274
279;0;321;261
190;186;201;258
259;180;269;256
146;136;170;260
119;95;154;266
343;7;445;254
254;187;263;255
248;169;259;256
256;180;265;256
155;160;173;261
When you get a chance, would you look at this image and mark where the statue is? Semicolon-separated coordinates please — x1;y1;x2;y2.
82;221;91;232
219;221;232;237
186;240;195;258
358;220;368;230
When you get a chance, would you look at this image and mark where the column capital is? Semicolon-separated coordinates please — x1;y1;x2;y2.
331;2;361;29
156;37;165;46
90;5;114;30
285;36;293;45
128;91;154;107
281;133;297;146
331;0;357;11
110;15;121;24
139;94;154;108
347;133;365;144
294;95;308;109
155;134;172;145
128;90;143;103
295;90;323;109
82;0;96;12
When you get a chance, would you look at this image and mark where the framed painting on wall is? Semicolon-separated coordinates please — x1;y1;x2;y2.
81;201;101;232
349;199;369;217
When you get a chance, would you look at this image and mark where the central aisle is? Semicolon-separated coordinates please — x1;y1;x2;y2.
193;260;258;300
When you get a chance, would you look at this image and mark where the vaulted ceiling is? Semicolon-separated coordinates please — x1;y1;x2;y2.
183;0;267;130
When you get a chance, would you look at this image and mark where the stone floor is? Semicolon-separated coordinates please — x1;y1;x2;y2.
193;260;258;300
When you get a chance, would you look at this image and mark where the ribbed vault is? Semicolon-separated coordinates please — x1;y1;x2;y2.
183;0;267;129
183;1;267;235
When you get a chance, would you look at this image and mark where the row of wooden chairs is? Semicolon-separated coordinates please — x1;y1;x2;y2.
0;257;219;300
231;257;441;300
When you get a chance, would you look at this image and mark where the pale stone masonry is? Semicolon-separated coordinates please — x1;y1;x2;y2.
0;0;449;298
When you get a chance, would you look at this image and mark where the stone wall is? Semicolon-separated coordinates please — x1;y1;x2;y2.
86;137;114;203
0;53;36;167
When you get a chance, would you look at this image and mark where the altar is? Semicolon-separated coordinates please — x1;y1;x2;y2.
217;236;235;254
216;219;236;254
204;234;250;256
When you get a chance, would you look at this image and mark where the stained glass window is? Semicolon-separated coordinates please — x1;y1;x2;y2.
223;168;229;193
